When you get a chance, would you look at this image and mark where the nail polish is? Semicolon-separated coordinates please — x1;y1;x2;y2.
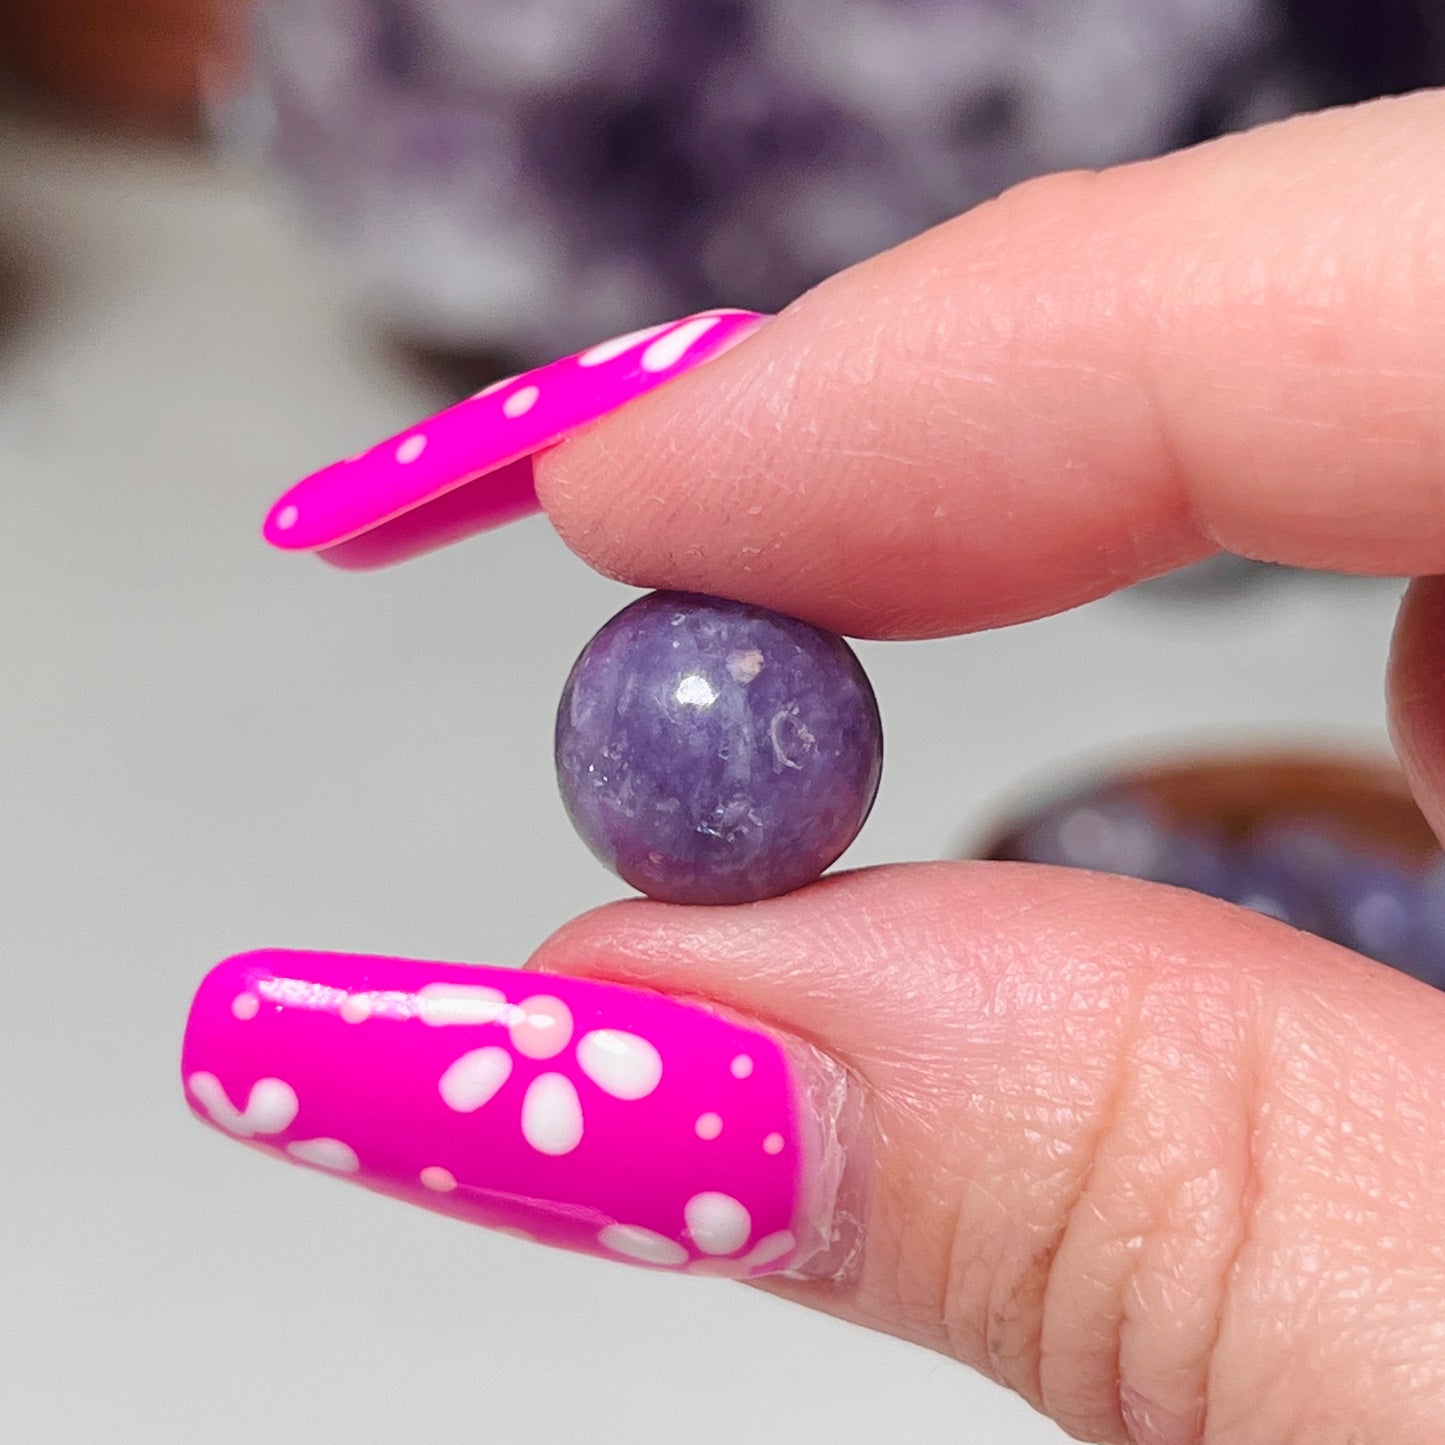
182;950;850;1278
263;308;769;568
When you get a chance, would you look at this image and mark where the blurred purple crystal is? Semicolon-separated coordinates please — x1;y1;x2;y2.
232;0;1310;361
1001;787;1445;989
555;591;882;905
1330;860;1421;973
1013;792;1171;879
1225;847;1331;936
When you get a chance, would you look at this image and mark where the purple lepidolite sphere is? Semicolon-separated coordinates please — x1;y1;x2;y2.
556;591;883;905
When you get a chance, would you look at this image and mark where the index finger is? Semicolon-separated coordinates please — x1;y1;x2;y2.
537;91;1445;639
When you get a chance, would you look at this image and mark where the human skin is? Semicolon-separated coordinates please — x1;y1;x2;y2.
521;91;1445;1444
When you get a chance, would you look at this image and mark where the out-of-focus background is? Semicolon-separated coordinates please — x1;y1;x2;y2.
0;5;1437;1443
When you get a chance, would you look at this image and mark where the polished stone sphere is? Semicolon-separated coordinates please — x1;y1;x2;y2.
556;591;883;904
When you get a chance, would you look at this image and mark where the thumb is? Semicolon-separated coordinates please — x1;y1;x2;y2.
530;862;1445;1445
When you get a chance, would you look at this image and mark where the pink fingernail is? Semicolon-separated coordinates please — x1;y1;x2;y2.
182;950;854;1278
264;309;770;569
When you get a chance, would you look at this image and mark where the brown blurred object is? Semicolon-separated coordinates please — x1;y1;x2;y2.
1137;754;1435;862
0;0;242;133
978;750;1438;867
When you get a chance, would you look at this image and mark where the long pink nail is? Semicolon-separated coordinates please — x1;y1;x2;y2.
264;309;769;568
182;950;852;1277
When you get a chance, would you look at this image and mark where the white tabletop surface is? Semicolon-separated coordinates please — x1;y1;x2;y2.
0;111;1406;1444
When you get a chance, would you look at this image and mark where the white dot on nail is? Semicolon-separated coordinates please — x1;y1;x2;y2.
420;1166;457;1193
286;1138;359;1172
598;1224;688;1267
187;1074;298;1138
686;1257;749;1278
577;1030;662;1100
577;322;672;367
740;1230;796;1270
416;982;510;1027
231;993;259;1021
763;1132;785;1155
695;1112;723;1141
438;1047;513;1113
274;504;299;531
502;384;540;418
730;1054;754;1079
338;993;372;1024
684;1192;751;1256
521;1072;584;1155
396;434;427;464
510;996;573;1060
240;1079;298;1134
474;374;516;397
640;315;721;372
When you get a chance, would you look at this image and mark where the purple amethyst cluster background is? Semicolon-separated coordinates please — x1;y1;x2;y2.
237;0;1445;363
1002;789;1445;989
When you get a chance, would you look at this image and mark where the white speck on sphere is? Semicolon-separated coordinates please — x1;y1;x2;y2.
598;1224;689;1267
769;709;814;770
684;1192;752;1256
396;434;427;464
730;1055;754;1079
763;1132;785;1155
674;673;718;709
695;1113;723;1141
576;1030;663;1100
231;993;259;1021
726;649;764;683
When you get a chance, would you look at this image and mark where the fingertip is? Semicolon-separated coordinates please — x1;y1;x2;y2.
533;301;830;613
542;94;1445;637
530;862;1445;1438
1389;576;1445;844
